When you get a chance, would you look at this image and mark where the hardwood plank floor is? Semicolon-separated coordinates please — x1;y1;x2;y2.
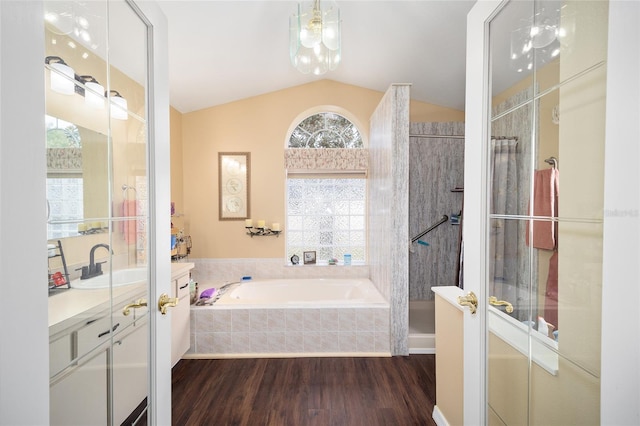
171;355;437;426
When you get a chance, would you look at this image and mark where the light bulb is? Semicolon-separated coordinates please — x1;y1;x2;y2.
84;81;104;109
109;92;128;120
49;62;75;95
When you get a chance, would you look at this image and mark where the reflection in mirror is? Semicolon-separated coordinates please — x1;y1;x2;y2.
46;115;109;239
486;1;608;424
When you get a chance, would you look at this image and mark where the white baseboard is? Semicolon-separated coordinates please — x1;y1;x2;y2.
432;405;450;426
409;333;435;354
182;351;392;359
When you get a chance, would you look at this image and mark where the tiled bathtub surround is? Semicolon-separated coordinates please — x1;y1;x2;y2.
188;257;370;286
190;306;390;356
185;258;388;357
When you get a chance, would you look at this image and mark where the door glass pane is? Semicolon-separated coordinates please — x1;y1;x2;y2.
490;0;535;112
47;1;151;424
109;1;150;424
487;1;607;424
490;102;535;217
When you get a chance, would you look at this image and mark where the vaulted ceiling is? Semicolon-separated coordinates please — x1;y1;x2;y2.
156;1;477;114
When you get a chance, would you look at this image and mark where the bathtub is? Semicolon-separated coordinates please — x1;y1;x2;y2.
188;278;390;358
217;278;388;307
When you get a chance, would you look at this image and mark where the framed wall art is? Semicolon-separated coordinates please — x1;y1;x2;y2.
303;251;317;265
218;152;250;220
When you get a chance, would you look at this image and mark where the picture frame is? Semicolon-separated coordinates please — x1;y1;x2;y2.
218;152;250;220
303;251;317;265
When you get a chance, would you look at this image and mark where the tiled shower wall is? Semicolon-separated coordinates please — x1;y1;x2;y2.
368;84;411;356
409;122;465;300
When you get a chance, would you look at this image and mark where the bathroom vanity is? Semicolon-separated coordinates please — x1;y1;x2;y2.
48;262;193;425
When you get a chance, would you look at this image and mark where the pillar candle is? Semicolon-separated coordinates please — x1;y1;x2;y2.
245;219;253;228
272;223;281;231
257;220;265;228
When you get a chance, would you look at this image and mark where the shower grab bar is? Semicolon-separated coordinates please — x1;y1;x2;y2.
411;215;449;243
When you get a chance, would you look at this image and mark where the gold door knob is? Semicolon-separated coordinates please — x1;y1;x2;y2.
122;298;148;316
457;291;478;314
489;296;514;313
158;293;178;315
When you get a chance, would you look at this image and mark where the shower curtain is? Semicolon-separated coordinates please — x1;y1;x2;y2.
489;87;538;323
489;138;520;313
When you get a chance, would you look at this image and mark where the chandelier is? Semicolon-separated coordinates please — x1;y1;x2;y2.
510;6;562;73
290;0;341;75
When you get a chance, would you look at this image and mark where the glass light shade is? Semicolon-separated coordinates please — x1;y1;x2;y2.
290;0;341;75
531;23;557;49
84;81;105;109
50;62;75;95
110;93;128;120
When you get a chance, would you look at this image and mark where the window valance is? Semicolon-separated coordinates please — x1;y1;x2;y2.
284;148;369;172
47;148;83;173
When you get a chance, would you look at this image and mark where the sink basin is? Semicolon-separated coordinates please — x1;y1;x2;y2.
70;268;147;289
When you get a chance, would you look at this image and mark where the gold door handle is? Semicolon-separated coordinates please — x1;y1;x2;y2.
158;293;178;315
457;291;478;314
489;296;514;313
122;299;148;316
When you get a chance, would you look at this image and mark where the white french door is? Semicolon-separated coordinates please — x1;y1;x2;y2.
464;0;640;424
46;0;172;424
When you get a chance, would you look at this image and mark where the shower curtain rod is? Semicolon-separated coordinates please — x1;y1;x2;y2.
409;135;519;140
409;133;518;141
409;134;465;139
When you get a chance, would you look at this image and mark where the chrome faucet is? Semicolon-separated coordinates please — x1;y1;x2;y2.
78;243;111;280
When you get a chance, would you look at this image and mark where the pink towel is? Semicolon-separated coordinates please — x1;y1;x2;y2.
544;251;559;328
122;200;137;244
526;168;559;250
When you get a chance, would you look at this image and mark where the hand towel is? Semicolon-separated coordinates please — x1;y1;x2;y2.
526;168;559;250
122;200;137;244
544;250;559;328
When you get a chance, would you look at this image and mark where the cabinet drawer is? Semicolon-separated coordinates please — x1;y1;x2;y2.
50;334;72;378
76;310;133;357
175;274;190;299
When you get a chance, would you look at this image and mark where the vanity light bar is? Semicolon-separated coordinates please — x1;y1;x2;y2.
45;56;128;120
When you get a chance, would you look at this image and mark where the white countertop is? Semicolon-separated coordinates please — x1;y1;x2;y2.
49;262;194;336
431;285;466;311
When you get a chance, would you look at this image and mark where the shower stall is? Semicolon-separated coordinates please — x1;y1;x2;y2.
408;122;465;353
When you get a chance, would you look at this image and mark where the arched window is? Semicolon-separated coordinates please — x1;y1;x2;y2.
285;112;367;264
46;115;84;239
288;112;363;148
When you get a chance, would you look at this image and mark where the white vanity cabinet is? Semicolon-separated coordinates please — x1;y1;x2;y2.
50;348;109;426
49;287;147;425
171;263;194;366
112;319;148;425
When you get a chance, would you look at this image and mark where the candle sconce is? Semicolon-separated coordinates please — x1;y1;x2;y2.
245;220;282;237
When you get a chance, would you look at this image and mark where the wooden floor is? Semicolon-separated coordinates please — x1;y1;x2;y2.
171;355;437;426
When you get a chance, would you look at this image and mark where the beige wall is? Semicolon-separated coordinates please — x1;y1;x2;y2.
435;294;464;425
177;79;463;259
170;107;185;232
